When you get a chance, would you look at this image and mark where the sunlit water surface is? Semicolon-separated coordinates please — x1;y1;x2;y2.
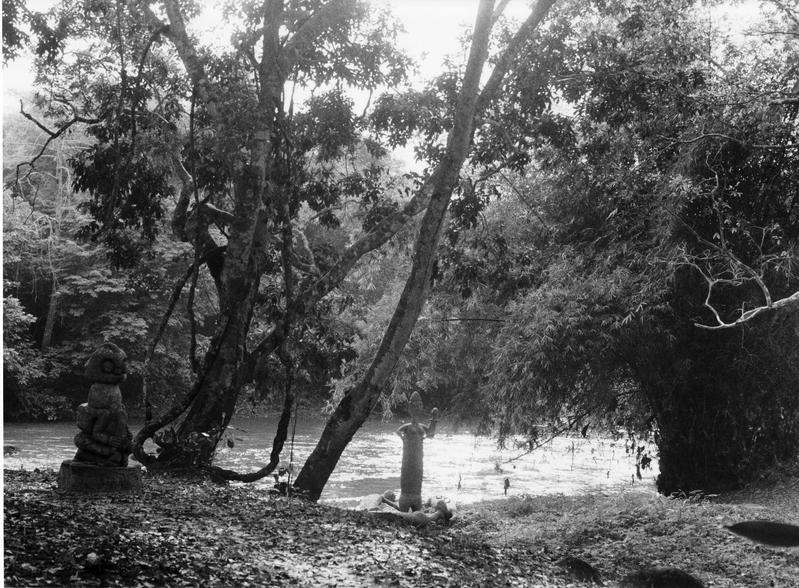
3;417;658;507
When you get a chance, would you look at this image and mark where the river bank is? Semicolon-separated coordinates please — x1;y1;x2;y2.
4;467;798;587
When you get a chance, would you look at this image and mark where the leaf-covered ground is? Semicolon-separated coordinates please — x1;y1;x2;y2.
4;468;798;587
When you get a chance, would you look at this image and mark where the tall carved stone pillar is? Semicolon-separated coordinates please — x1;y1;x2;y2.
397;392;437;512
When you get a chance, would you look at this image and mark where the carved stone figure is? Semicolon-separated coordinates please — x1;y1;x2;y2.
58;342;141;493
396;391;437;512
73;342;133;466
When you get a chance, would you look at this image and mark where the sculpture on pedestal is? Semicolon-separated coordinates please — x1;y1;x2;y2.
58;342;141;493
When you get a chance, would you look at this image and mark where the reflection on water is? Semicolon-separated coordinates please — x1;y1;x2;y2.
3;417;658;507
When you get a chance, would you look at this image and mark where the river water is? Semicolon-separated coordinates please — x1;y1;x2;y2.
3;417;658;507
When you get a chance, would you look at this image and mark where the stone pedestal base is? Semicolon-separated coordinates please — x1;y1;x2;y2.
57;460;142;493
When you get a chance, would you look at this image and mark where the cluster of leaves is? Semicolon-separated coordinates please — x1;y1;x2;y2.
3;216;202;421
3;294;45;385
3;0;415;417
2;0;79;64
179;2;413;223
4;1;191;267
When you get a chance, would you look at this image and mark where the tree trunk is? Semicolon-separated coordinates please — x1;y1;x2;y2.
135;0;369;469
294;186;455;497
295;0;557;499
41;287;60;351
151;244;263;467
294;0;498;500
241;0;557;384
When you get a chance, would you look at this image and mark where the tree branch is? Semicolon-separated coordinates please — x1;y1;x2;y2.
681;230;798;329
658;132;798;150
695;289;799;330
244;0;559;376
492;0;514;21
476;0;557;113
670;206;798;329
12;102;100;188
155;0;206;87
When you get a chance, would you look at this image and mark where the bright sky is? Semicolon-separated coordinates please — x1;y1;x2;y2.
1;1;763;112
372;0;529;70
2;0;485;109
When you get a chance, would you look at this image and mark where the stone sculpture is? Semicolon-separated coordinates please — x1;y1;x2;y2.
357;392;453;526
58;342;141;493
73;342;133;466
396;391;437;512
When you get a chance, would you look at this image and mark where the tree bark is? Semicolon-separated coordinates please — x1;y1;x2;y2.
137;0;555;478
40;287;60;351
243;0;557;378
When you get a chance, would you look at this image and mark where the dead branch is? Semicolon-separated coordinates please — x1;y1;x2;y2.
671;207;798;329
682;243;797;330
13;102;100;188
696;276;799;330
658;132;798;150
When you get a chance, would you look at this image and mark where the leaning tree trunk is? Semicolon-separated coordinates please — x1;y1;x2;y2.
294;0;498;500
294;176;464;498
295;0;557;499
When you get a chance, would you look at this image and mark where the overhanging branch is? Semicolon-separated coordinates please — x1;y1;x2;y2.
695;286;799;330
476;0;558;113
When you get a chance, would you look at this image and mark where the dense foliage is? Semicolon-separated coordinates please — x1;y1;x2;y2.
4;0;438;492
2;119;205;420
383;0;799;493
4;0;797;496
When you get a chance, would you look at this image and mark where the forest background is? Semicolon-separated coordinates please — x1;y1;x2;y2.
3;0;798;499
